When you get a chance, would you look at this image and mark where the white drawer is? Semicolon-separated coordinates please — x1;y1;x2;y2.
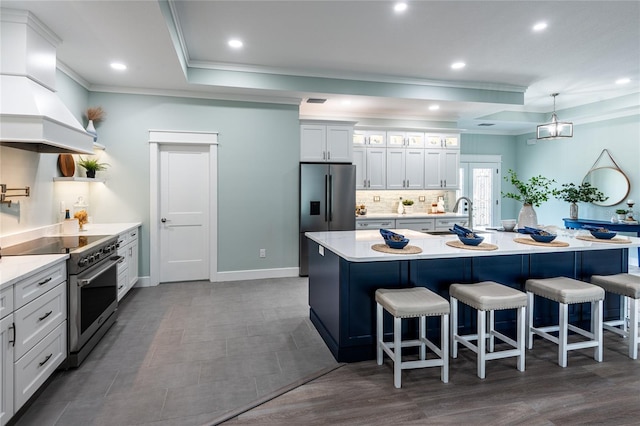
14;321;66;410
396;218;435;232
14;262;66;310
117;231;130;247
14;283;66;360
0;286;13;320
435;217;468;230
356;219;396;229
117;269;128;302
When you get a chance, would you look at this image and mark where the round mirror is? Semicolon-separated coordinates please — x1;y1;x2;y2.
583;167;630;206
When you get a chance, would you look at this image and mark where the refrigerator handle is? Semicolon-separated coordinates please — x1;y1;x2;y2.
328;174;333;222
324;174;329;222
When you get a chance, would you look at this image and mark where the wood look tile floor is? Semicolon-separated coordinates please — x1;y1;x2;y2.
15;278;338;426
226;336;640;425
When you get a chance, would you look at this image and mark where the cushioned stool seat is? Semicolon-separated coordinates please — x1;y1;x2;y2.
450;281;527;379
526;277;604;367
376;287;450;388
591;274;640;359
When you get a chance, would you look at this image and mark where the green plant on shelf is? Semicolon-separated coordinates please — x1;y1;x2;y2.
402;199;414;206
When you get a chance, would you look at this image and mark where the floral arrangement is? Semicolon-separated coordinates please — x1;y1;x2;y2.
556;182;607;204
74;209;88;227
502;169;558;207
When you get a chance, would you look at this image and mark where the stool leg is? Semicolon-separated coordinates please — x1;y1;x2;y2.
478;308;486;379
376;303;383;365
451;297;459;358
442;313;449;383
488;309;495;353
394;316;402;388
593;299;603;363
420;315;426;361
621;294;628;333
517;305;525;372
527;292;534;349
559;302;568;367
630;297;639;360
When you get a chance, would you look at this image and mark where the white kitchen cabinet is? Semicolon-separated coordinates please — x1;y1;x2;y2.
387;131;425;148
354;147;386;190
353;129;386;147
0;286;14;426
424;149;460;189
10;260;67;417
300;122;354;163
356;219;396;229
117;227;139;301
435;217;469;230
396;218;435;232
426;133;460;149
386;148;424;189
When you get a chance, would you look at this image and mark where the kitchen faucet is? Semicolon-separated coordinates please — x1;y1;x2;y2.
453;196;473;230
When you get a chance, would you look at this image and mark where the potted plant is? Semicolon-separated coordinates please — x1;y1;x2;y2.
77;156;109;178
615;209;628;221
556;182;607;219
502;169;558;228
402;199;414;214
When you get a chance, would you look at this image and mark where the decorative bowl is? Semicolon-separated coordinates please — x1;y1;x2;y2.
458;235;484;246
386;238;410;249
590;230;616;240
380;229;404;241
501;219;516;232
530;233;557;243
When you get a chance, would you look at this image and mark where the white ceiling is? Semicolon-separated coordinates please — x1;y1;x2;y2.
3;0;639;134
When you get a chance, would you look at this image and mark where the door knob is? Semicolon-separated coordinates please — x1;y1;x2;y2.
161;218;167;223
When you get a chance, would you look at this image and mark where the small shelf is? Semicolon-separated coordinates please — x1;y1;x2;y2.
53;177;105;183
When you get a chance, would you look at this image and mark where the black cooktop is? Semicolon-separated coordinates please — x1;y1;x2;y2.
2;235;111;256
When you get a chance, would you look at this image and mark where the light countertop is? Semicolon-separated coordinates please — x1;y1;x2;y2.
356;213;467;220
0;222;141;289
305;229;640;262
0;254;69;290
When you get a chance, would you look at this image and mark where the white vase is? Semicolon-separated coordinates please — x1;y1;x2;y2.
86;119;98;142
569;202;578;220
517;204;538;228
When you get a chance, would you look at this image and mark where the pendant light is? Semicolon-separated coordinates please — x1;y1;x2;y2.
536;93;573;140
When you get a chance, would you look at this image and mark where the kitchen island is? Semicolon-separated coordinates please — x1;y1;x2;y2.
305;229;640;362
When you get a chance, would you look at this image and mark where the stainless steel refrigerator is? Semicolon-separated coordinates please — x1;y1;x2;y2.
299;163;356;276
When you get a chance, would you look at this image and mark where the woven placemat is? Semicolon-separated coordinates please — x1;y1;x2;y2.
576;235;631;244
371;243;423;254
513;237;569;247
445;240;498;251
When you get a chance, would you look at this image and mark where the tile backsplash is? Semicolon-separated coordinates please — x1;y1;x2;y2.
356;190;458;214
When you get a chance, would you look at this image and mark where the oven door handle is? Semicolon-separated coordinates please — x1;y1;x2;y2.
78;256;123;287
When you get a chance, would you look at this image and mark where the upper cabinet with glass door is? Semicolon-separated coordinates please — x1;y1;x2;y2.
353;129;386;147
387;131;425;148
426;133;459;149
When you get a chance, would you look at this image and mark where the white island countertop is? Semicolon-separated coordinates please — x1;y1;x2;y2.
305;229;640;262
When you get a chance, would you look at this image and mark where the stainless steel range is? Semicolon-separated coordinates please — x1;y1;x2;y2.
2;234;121;367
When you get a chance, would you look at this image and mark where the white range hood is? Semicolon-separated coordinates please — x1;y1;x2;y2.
0;8;93;154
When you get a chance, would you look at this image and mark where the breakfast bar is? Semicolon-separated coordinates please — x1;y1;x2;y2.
305;229;640;362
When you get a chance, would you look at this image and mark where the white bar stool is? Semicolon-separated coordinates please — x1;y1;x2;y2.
526;277;604;367
591;273;640;359
450;281;527;379
376;287;450;388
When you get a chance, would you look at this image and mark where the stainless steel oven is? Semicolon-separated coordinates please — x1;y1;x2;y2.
67;247;120;367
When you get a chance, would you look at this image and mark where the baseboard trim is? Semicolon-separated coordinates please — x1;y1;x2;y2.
133;276;153;287
216;267;300;282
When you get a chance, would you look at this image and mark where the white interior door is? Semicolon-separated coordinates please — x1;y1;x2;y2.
460;159;501;227
159;145;210;283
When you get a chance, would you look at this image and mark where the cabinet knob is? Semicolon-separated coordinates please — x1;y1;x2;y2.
161;218;167;223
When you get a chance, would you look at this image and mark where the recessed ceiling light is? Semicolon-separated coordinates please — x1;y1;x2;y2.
429;105;440;111
451;62;466;70
616;78;631;85
228;39;243;49
394;2;408;13
110;62;127;71
533;22;547;31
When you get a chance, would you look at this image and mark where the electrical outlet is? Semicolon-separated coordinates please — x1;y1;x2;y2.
373;196;380;202
259;248;266;258
418;196;426;202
